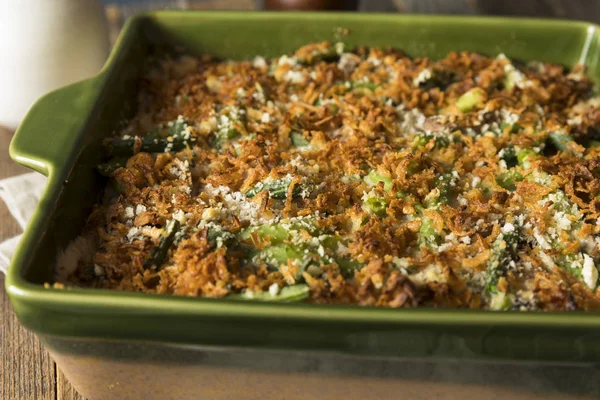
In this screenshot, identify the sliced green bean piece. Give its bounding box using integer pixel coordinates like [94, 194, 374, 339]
[500, 121, 523, 134]
[364, 170, 393, 191]
[214, 107, 246, 150]
[266, 244, 305, 265]
[496, 169, 524, 191]
[499, 146, 518, 168]
[485, 226, 520, 309]
[334, 257, 363, 275]
[240, 219, 320, 245]
[516, 148, 537, 168]
[290, 131, 311, 147]
[456, 88, 485, 113]
[245, 176, 302, 199]
[548, 131, 582, 156]
[143, 219, 181, 270]
[503, 64, 525, 91]
[97, 157, 128, 176]
[412, 133, 450, 150]
[364, 196, 387, 217]
[351, 81, 380, 91]
[418, 216, 440, 248]
[206, 226, 236, 249]
[107, 118, 193, 156]
[425, 173, 454, 208]
[228, 284, 310, 302]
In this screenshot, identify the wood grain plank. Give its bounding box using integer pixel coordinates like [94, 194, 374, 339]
[0, 126, 56, 400]
[57, 369, 86, 400]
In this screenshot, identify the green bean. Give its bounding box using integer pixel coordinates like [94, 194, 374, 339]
[245, 177, 302, 199]
[334, 257, 363, 276]
[350, 81, 380, 91]
[484, 227, 520, 309]
[240, 219, 319, 245]
[228, 284, 310, 302]
[455, 88, 485, 113]
[500, 121, 522, 134]
[266, 244, 305, 265]
[548, 131, 582, 156]
[516, 148, 537, 168]
[206, 226, 236, 249]
[364, 170, 393, 191]
[97, 157, 128, 176]
[503, 64, 523, 91]
[240, 224, 290, 245]
[290, 131, 311, 147]
[106, 118, 194, 156]
[496, 169, 523, 191]
[589, 140, 600, 148]
[364, 196, 387, 217]
[214, 127, 240, 148]
[412, 133, 450, 150]
[499, 146, 518, 168]
[418, 216, 440, 248]
[143, 219, 180, 270]
[425, 173, 454, 208]
[214, 107, 247, 150]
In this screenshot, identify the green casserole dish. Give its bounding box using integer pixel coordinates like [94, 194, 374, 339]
[7, 11, 600, 399]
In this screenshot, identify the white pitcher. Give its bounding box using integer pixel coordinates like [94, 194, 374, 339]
[0, 0, 110, 130]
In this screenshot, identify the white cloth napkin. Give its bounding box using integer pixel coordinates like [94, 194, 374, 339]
[0, 172, 47, 274]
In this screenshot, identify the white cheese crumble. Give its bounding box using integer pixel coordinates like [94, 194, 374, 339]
[582, 254, 598, 289]
[501, 223, 515, 234]
[336, 242, 349, 257]
[278, 55, 297, 67]
[533, 229, 551, 250]
[284, 70, 305, 84]
[367, 56, 382, 66]
[126, 227, 143, 242]
[553, 211, 572, 231]
[172, 209, 186, 224]
[135, 204, 146, 215]
[397, 106, 426, 134]
[261, 112, 271, 123]
[412, 68, 432, 87]
[202, 184, 265, 225]
[338, 53, 360, 73]
[124, 206, 134, 219]
[269, 283, 280, 297]
[539, 251, 556, 269]
[408, 264, 446, 286]
[252, 56, 267, 69]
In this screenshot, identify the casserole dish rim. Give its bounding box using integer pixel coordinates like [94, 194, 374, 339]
[7, 10, 600, 337]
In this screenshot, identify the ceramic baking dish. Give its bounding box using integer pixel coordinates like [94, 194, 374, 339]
[6, 11, 600, 400]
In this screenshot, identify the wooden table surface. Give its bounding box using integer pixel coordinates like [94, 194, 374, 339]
[3, 1, 600, 399]
[0, 126, 83, 399]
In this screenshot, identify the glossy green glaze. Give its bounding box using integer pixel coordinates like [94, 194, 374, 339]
[7, 12, 600, 365]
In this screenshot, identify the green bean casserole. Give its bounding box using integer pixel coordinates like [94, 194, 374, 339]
[55, 41, 600, 311]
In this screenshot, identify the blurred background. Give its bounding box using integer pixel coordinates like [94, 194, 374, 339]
[103, 0, 600, 44]
[3, 0, 599, 130]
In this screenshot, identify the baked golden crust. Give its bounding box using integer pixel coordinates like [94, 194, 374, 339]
[57, 42, 600, 310]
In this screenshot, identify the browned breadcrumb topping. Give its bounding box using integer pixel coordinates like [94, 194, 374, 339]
[56, 42, 600, 311]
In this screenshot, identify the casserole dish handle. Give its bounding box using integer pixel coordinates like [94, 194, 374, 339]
[9, 77, 102, 177]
